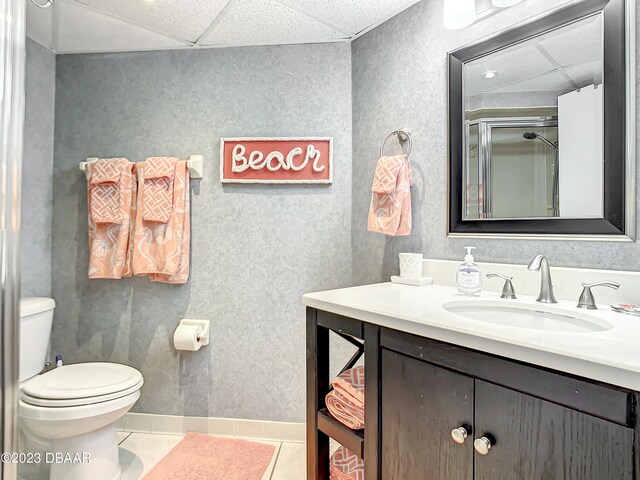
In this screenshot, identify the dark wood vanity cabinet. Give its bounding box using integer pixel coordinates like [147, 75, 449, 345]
[380, 333, 635, 480]
[307, 308, 640, 480]
[380, 348, 634, 480]
[381, 349, 474, 479]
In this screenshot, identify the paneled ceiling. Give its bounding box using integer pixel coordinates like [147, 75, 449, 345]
[465, 12, 602, 97]
[26, 0, 424, 54]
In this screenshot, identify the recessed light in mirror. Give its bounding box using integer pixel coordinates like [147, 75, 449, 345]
[481, 71, 498, 79]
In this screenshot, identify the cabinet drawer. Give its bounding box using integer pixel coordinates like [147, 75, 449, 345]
[381, 329, 632, 426]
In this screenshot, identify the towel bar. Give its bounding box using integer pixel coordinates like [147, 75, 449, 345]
[79, 155, 204, 179]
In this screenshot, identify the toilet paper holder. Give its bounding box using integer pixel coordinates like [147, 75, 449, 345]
[176, 319, 210, 346]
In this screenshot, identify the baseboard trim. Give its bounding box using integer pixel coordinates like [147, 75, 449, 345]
[117, 413, 305, 443]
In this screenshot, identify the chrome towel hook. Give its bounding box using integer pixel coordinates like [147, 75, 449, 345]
[380, 129, 412, 158]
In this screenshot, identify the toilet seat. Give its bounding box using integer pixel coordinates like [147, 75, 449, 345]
[21, 362, 144, 407]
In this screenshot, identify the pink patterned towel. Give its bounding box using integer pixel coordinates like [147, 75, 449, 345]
[142, 157, 177, 223]
[371, 155, 404, 193]
[89, 160, 124, 224]
[326, 390, 364, 431]
[331, 366, 364, 408]
[331, 446, 364, 480]
[87, 158, 136, 279]
[367, 154, 412, 236]
[133, 159, 190, 284]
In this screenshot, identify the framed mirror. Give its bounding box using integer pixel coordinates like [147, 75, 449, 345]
[448, 0, 635, 240]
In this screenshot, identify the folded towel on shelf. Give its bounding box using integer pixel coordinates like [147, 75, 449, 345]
[326, 366, 365, 430]
[325, 390, 365, 430]
[330, 446, 364, 480]
[132, 158, 190, 284]
[87, 158, 136, 279]
[331, 366, 364, 409]
[367, 154, 412, 236]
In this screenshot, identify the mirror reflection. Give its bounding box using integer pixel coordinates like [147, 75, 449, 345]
[462, 13, 603, 220]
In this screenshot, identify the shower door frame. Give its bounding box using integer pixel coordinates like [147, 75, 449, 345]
[0, 1, 26, 479]
[464, 116, 558, 219]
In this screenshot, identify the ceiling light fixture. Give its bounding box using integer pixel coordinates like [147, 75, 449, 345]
[482, 71, 498, 79]
[443, 0, 476, 30]
[492, 0, 525, 7]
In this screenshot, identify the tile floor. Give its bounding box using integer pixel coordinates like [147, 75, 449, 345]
[117, 431, 305, 480]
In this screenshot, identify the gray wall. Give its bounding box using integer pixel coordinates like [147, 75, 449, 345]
[22, 39, 55, 297]
[51, 43, 353, 422]
[351, 0, 640, 285]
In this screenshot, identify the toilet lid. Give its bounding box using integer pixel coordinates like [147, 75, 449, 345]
[21, 363, 143, 404]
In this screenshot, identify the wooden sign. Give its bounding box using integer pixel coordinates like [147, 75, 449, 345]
[220, 137, 333, 184]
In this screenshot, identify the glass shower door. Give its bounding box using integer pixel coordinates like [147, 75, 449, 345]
[0, 1, 27, 479]
[488, 125, 558, 218]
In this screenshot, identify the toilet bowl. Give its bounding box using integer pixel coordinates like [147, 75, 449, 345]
[18, 298, 144, 480]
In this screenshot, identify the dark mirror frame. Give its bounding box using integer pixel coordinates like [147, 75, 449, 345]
[448, 0, 635, 240]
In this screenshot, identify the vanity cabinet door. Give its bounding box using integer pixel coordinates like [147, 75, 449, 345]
[380, 349, 474, 480]
[474, 380, 634, 480]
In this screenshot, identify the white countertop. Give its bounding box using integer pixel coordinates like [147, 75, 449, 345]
[303, 282, 640, 391]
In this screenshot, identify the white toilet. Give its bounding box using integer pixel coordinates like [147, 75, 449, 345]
[19, 297, 144, 480]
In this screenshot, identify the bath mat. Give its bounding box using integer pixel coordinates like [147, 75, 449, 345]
[143, 432, 276, 480]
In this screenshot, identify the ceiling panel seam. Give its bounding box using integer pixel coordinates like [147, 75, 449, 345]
[349, 0, 422, 40]
[273, 0, 354, 37]
[192, 37, 351, 49]
[194, 0, 238, 46]
[68, 0, 195, 46]
[533, 42, 580, 91]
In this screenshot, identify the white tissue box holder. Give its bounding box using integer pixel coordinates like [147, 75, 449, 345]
[177, 319, 210, 346]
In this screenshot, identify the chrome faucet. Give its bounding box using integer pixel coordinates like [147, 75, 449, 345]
[527, 255, 557, 304]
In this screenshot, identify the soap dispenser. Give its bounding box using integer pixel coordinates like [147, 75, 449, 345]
[456, 246, 482, 296]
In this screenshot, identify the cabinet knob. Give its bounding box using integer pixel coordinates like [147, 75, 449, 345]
[474, 436, 493, 455]
[450, 426, 469, 444]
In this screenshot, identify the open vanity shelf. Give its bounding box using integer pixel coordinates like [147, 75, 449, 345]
[306, 309, 377, 478]
[317, 408, 364, 459]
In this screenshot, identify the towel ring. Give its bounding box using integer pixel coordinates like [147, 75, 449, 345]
[380, 129, 412, 158]
[30, 0, 54, 8]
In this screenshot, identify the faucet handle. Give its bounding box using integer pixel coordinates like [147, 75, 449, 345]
[486, 273, 516, 299]
[577, 281, 620, 310]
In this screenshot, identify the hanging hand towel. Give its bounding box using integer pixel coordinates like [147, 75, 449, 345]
[367, 154, 412, 236]
[132, 158, 190, 284]
[87, 158, 136, 279]
[142, 157, 176, 223]
[89, 165, 122, 224]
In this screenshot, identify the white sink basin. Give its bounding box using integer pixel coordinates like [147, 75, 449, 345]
[443, 301, 613, 333]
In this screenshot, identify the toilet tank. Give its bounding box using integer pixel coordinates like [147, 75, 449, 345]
[20, 297, 56, 382]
